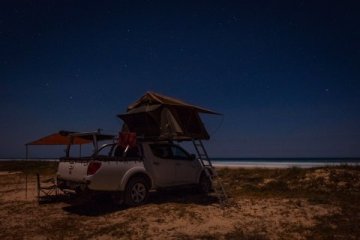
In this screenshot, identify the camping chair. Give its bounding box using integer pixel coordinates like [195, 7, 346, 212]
[36, 173, 58, 203]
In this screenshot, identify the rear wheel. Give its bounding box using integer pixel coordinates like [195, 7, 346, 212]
[124, 177, 149, 206]
[198, 173, 212, 194]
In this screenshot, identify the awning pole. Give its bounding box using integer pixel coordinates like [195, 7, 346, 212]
[25, 145, 28, 160]
[25, 173, 28, 200]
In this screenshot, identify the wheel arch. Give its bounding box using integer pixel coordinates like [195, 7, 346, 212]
[119, 168, 152, 191]
[197, 167, 212, 183]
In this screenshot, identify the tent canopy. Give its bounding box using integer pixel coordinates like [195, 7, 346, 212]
[118, 92, 221, 141]
[127, 91, 220, 115]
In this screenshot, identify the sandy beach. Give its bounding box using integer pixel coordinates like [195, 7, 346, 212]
[213, 161, 360, 169]
[0, 161, 359, 239]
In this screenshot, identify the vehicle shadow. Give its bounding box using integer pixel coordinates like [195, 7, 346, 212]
[62, 194, 125, 216]
[62, 189, 218, 217]
[37, 194, 71, 205]
[148, 188, 219, 205]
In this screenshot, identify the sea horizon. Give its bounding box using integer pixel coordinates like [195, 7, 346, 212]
[1, 157, 359, 168]
[212, 157, 360, 162]
[1, 157, 360, 161]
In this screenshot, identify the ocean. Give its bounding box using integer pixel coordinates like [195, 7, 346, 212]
[211, 158, 360, 168]
[1, 157, 359, 168]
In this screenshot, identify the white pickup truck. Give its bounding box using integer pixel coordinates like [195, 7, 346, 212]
[56, 133, 212, 206]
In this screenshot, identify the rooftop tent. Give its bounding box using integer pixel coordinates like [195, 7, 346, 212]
[118, 92, 221, 140]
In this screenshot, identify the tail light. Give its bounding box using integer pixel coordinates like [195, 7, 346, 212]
[87, 161, 102, 175]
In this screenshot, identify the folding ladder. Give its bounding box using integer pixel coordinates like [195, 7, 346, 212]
[192, 139, 228, 207]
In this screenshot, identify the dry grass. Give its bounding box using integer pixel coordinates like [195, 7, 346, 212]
[0, 161, 359, 239]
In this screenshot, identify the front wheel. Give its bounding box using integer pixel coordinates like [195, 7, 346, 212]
[124, 177, 149, 206]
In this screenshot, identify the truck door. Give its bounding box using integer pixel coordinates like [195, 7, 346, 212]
[148, 144, 176, 187]
[171, 145, 199, 185]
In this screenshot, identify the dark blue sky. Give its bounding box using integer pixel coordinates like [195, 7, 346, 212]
[1, 0, 359, 158]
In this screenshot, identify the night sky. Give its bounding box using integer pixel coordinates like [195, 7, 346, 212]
[1, 1, 359, 158]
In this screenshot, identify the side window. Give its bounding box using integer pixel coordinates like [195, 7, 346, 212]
[171, 146, 190, 160]
[126, 146, 140, 158]
[150, 144, 172, 159]
[150, 144, 190, 160]
[95, 144, 114, 157]
[113, 145, 125, 157]
[113, 145, 141, 158]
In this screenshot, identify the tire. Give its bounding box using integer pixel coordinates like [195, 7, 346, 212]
[198, 173, 212, 194]
[124, 177, 149, 206]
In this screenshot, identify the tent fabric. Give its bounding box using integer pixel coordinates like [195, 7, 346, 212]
[126, 104, 162, 114]
[68, 132, 115, 141]
[118, 92, 220, 140]
[127, 91, 221, 115]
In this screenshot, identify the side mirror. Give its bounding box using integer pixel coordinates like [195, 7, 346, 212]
[190, 154, 196, 160]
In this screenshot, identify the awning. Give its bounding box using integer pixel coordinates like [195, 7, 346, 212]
[26, 132, 91, 145]
[26, 130, 115, 146]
